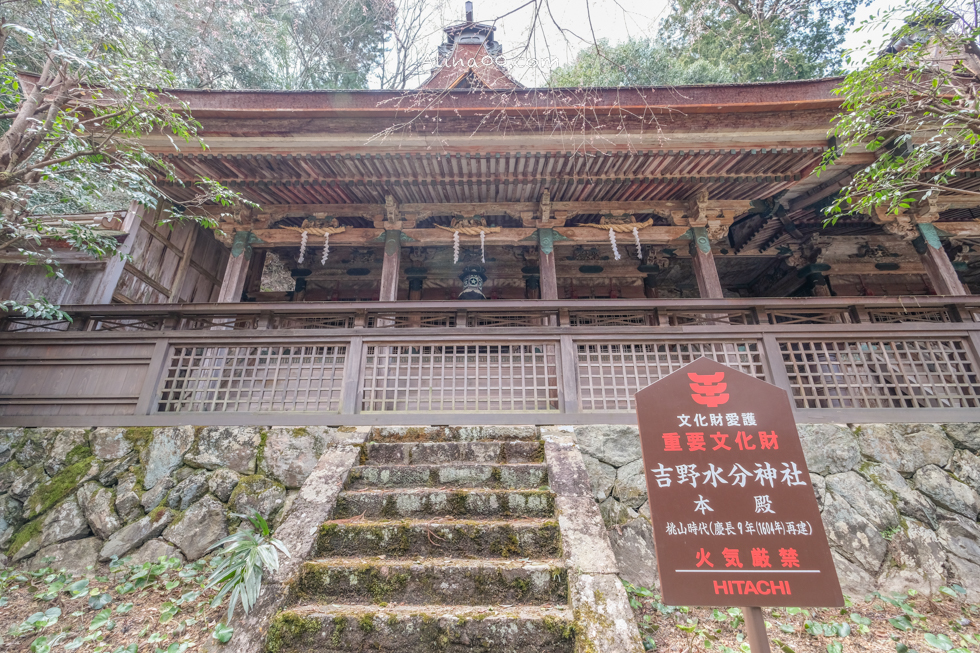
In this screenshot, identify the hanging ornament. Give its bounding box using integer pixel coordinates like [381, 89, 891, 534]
[321, 232, 330, 264]
[632, 226, 642, 260]
[453, 230, 461, 264]
[298, 230, 309, 264]
[480, 230, 486, 263]
[609, 227, 621, 261]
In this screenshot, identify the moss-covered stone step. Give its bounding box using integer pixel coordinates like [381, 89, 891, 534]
[362, 441, 544, 466]
[346, 464, 548, 490]
[333, 488, 555, 519]
[368, 426, 540, 443]
[266, 604, 576, 653]
[292, 557, 567, 606]
[315, 519, 562, 558]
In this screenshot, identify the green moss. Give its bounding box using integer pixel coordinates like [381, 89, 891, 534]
[23, 457, 97, 519]
[380, 495, 399, 519]
[447, 491, 468, 516]
[387, 614, 398, 628]
[229, 474, 284, 506]
[358, 614, 375, 633]
[490, 466, 502, 487]
[264, 612, 321, 653]
[511, 576, 531, 598]
[531, 440, 545, 463]
[64, 444, 93, 468]
[123, 427, 155, 448]
[331, 616, 346, 646]
[543, 616, 577, 640]
[254, 430, 270, 473]
[7, 517, 41, 558]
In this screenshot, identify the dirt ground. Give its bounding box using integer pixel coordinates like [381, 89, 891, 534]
[625, 581, 980, 653]
[1, 556, 977, 653]
[0, 557, 225, 652]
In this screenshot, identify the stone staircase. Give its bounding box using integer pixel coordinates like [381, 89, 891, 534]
[267, 426, 577, 652]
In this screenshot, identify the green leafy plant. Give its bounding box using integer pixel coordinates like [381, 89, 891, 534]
[205, 511, 290, 623]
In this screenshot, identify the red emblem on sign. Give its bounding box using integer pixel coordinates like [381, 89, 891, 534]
[688, 372, 729, 407]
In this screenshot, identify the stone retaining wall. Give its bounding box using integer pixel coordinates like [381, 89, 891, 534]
[0, 426, 367, 573]
[572, 423, 980, 601]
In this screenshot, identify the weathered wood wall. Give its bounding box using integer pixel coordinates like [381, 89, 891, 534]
[114, 205, 227, 304]
[0, 263, 105, 306]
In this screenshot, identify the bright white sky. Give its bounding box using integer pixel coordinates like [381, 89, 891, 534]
[389, 0, 907, 87]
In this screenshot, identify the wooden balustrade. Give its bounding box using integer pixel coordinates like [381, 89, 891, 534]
[2, 297, 980, 427]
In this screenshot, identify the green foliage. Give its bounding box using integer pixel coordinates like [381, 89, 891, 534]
[0, 0, 256, 319]
[212, 622, 233, 644]
[551, 0, 864, 87]
[205, 511, 290, 622]
[548, 38, 732, 87]
[661, 0, 865, 82]
[821, 0, 980, 221]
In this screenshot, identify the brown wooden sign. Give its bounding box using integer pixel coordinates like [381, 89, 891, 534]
[635, 358, 843, 607]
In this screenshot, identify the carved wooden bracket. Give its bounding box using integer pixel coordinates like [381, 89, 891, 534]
[667, 191, 737, 241]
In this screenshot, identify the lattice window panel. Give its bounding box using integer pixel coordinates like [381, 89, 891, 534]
[467, 313, 555, 327]
[273, 314, 355, 329]
[867, 309, 951, 324]
[665, 311, 756, 326]
[2, 318, 72, 332]
[367, 313, 456, 328]
[767, 310, 853, 325]
[92, 317, 166, 332]
[157, 344, 347, 413]
[568, 312, 652, 327]
[780, 339, 980, 409]
[577, 341, 765, 411]
[176, 316, 259, 331]
[360, 343, 559, 412]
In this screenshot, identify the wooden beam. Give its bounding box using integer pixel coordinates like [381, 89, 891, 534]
[202, 200, 755, 220]
[690, 228, 724, 298]
[917, 225, 967, 295]
[188, 260, 223, 288]
[123, 262, 172, 298]
[379, 230, 401, 302]
[248, 226, 693, 247]
[138, 220, 186, 257]
[167, 226, 199, 302]
[92, 201, 144, 304]
[217, 252, 250, 303]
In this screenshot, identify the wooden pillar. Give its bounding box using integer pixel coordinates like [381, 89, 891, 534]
[689, 227, 724, 299]
[408, 277, 424, 301]
[916, 223, 967, 296]
[244, 250, 267, 296]
[92, 200, 144, 304]
[217, 252, 249, 303]
[167, 225, 199, 303]
[217, 231, 256, 303]
[539, 228, 559, 300]
[643, 275, 658, 298]
[379, 229, 402, 302]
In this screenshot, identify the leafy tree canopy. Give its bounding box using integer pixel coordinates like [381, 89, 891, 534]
[548, 38, 733, 87]
[550, 0, 866, 87]
[0, 0, 251, 319]
[662, 0, 866, 83]
[6, 0, 396, 90]
[822, 0, 980, 220]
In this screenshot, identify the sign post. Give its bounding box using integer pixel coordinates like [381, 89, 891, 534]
[635, 358, 843, 652]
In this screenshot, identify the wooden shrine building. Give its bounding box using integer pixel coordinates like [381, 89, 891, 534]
[3, 12, 980, 428]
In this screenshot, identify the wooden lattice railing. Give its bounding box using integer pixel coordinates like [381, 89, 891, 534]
[2, 297, 979, 426]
